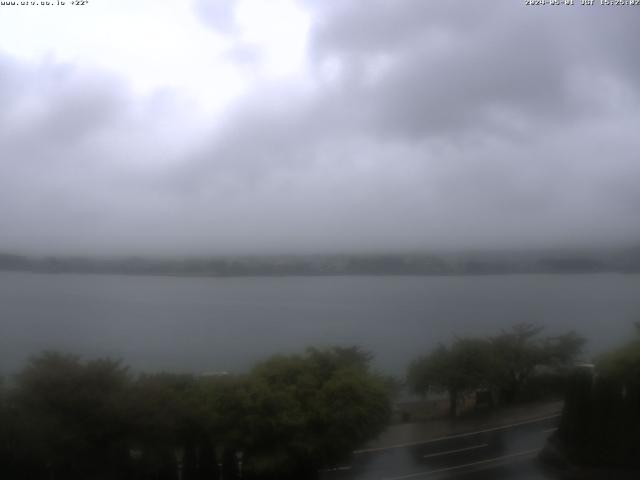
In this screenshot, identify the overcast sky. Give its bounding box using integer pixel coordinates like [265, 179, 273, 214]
[0, 0, 639, 256]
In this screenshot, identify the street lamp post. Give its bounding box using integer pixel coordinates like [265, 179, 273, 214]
[235, 451, 244, 479]
[129, 447, 142, 480]
[45, 460, 54, 480]
[174, 447, 185, 480]
[214, 445, 223, 480]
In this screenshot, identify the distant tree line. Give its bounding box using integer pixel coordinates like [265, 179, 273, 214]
[1, 247, 640, 278]
[0, 347, 391, 480]
[407, 324, 586, 417]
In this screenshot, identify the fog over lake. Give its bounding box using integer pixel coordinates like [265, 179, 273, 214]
[2, 2, 639, 378]
[1, 271, 638, 376]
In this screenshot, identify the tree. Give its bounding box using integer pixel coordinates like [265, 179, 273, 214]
[126, 373, 207, 479]
[597, 326, 640, 382]
[2, 347, 391, 479]
[551, 325, 640, 469]
[239, 347, 391, 478]
[489, 324, 545, 403]
[543, 331, 586, 367]
[12, 352, 131, 479]
[198, 374, 251, 478]
[408, 325, 586, 414]
[407, 338, 494, 417]
[490, 324, 584, 403]
[0, 374, 12, 473]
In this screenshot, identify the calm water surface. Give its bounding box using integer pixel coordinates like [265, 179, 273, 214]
[1, 272, 638, 375]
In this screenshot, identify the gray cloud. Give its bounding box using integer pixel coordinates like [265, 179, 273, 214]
[1, 2, 639, 255]
[307, 1, 640, 139]
[193, 0, 237, 33]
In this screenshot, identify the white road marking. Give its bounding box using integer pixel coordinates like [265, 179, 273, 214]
[354, 413, 560, 454]
[422, 443, 488, 459]
[542, 427, 558, 433]
[319, 465, 352, 472]
[382, 448, 541, 480]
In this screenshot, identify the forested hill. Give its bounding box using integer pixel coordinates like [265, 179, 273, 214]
[1, 247, 639, 278]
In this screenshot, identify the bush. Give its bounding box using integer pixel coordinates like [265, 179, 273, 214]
[1, 347, 391, 480]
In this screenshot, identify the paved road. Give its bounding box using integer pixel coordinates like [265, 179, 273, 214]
[320, 414, 560, 480]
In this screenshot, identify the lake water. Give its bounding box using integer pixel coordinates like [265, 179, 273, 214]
[1, 272, 638, 376]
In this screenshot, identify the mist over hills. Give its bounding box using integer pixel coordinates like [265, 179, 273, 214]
[1, 246, 639, 278]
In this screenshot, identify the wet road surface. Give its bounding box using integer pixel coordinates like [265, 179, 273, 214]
[320, 414, 560, 480]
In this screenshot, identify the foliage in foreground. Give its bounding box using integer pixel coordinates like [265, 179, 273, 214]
[551, 324, 640, 469]
[407, 324, 585, 416]
[0, 347, 391, 480]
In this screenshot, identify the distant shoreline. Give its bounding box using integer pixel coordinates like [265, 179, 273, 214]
[2, 270, 637, 278]
[1, 250, 639, 279]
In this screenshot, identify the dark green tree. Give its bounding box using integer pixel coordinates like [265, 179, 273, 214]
[407, 338, 494, 417]
[553, 325, 640, 469]
[2, 346, 391, 479]
[12, 352, 131, 479]
[491, 324, 584, 403]
[238, 347, 391, 479]
[126, 373, 206, 479]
